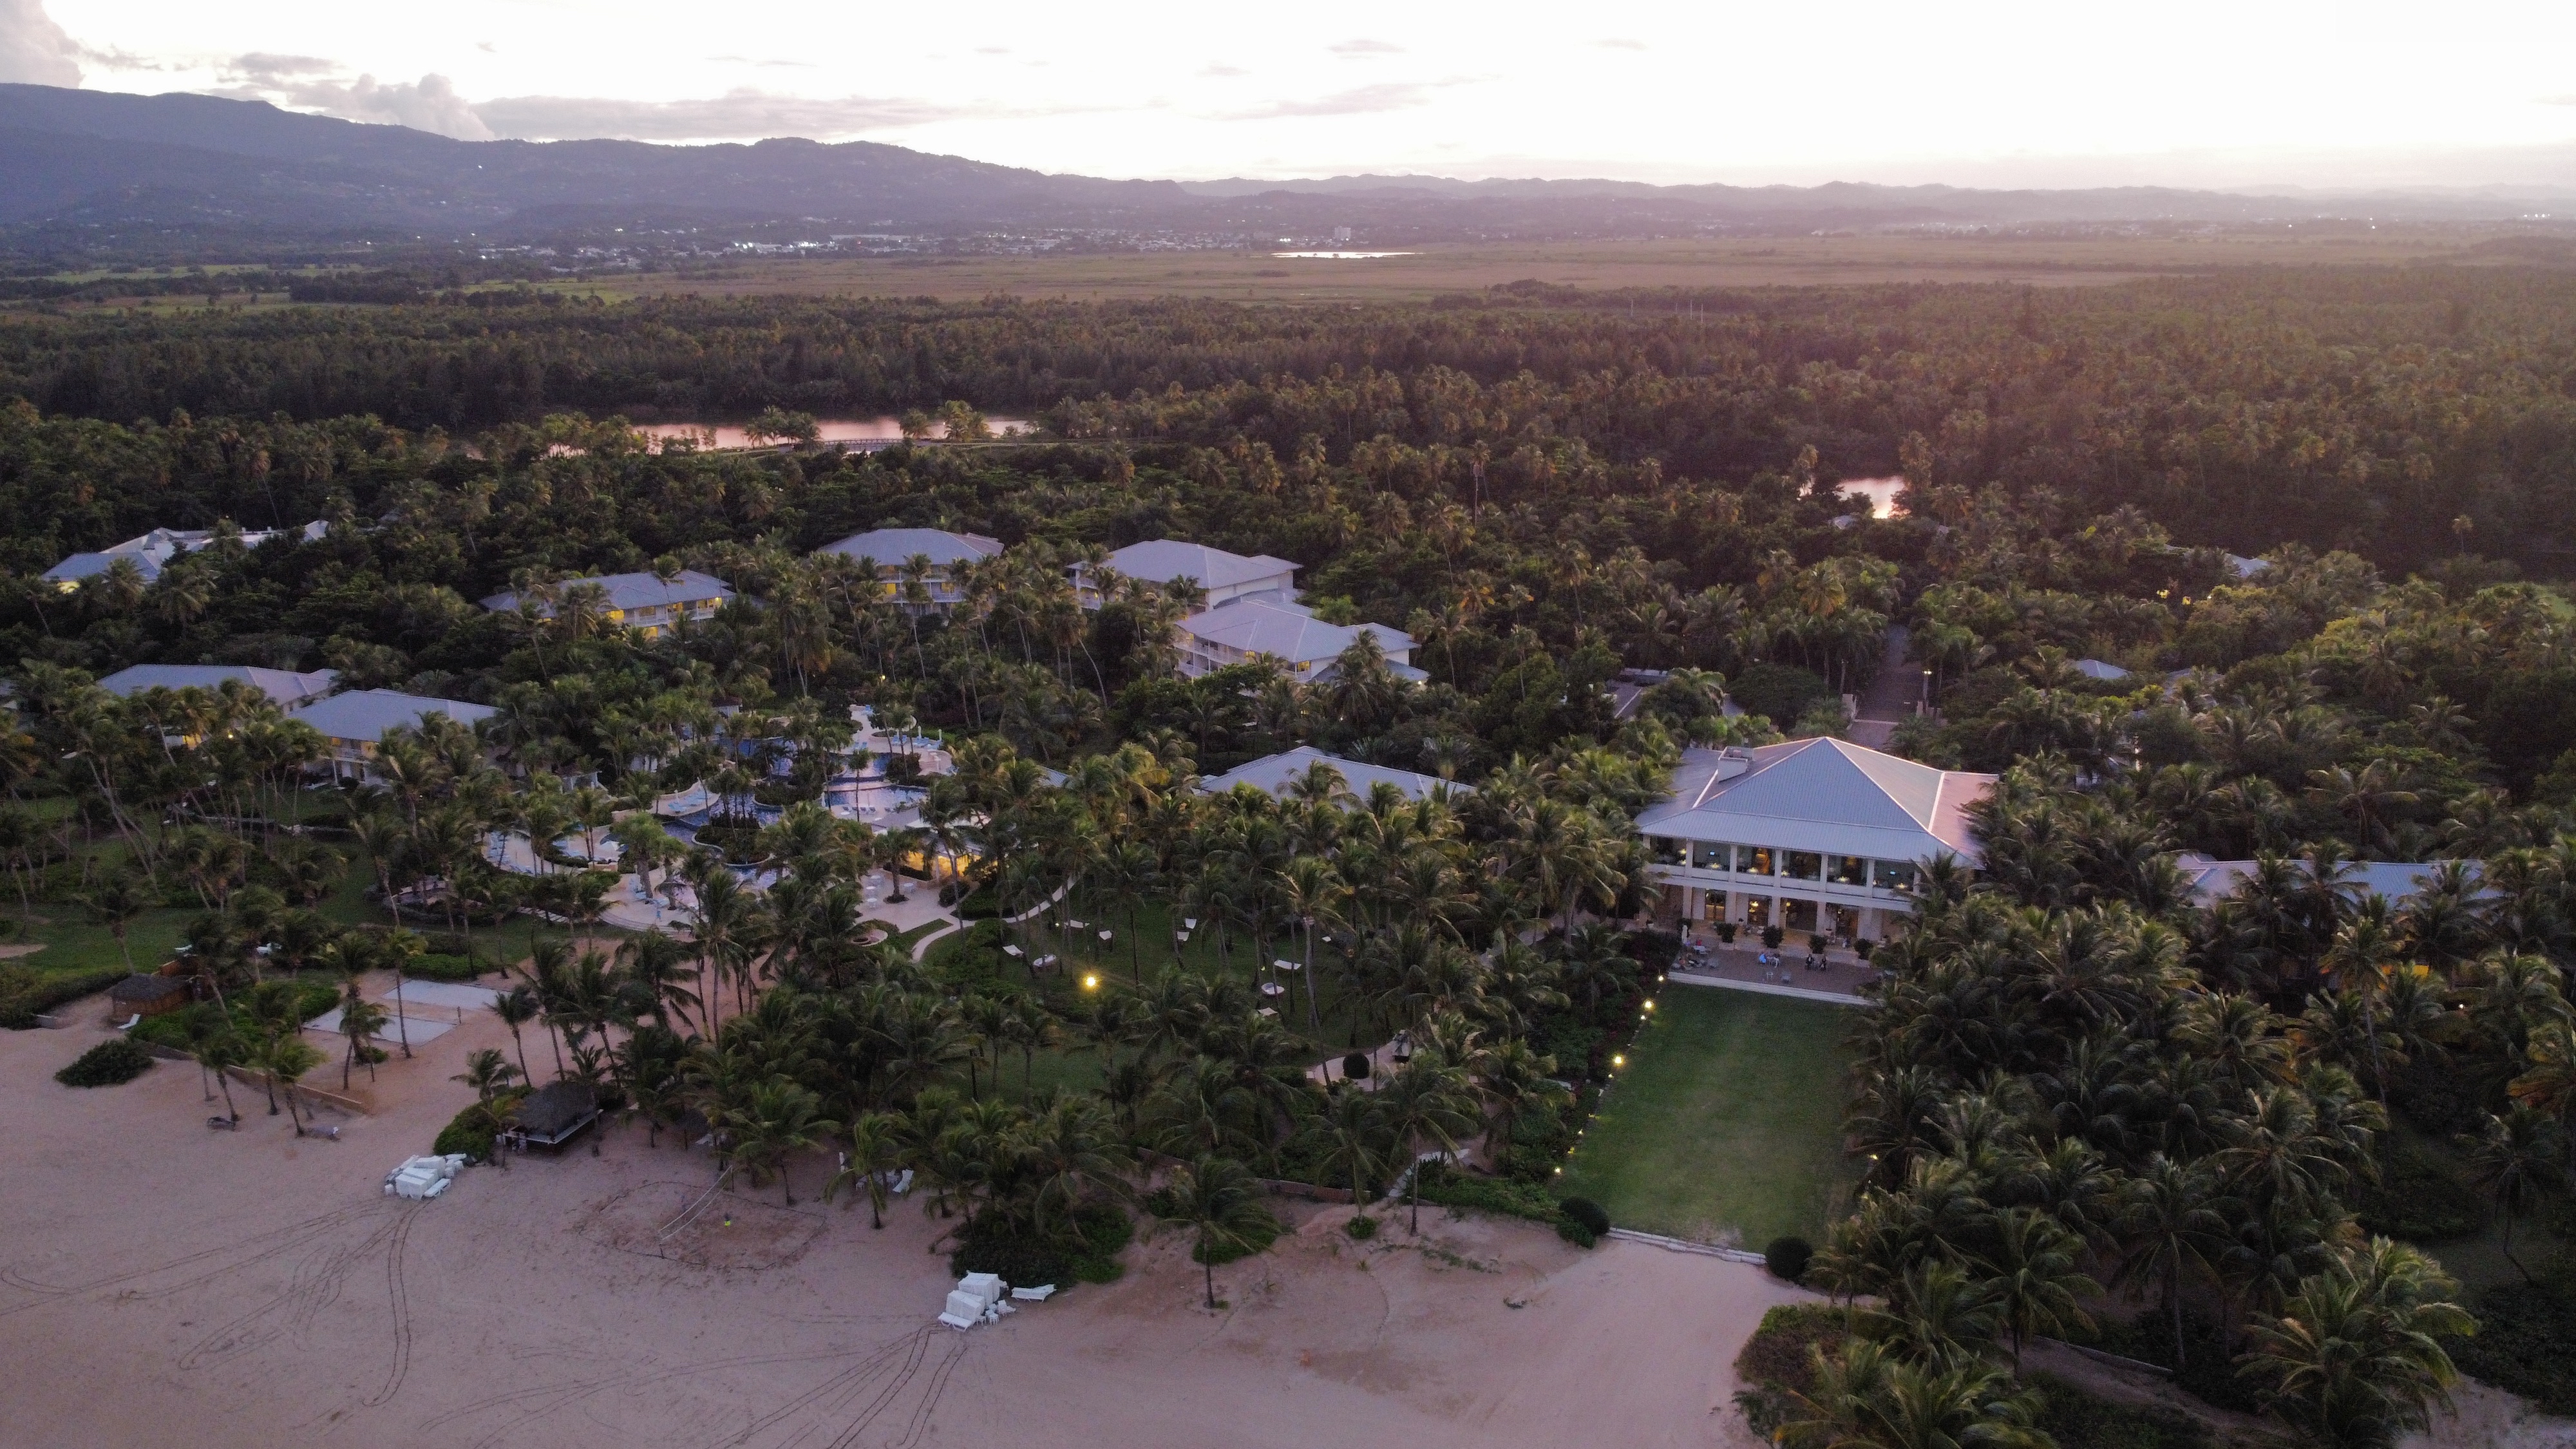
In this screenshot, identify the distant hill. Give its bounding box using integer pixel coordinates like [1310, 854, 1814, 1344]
[1, 83, 2570, 258]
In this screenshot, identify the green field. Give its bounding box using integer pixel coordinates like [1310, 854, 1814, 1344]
[1557, 987, 1859, 1246]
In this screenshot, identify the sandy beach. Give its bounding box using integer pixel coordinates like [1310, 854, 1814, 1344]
[0, 1003, 1807, 1449]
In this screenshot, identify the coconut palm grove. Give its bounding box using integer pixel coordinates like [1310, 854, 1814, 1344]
[11, 271, 2576, 1446]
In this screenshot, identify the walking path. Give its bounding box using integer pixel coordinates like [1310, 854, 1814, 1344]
[1847, 624, 1918, 749]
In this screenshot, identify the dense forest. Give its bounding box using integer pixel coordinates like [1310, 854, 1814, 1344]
[3, 268, 2575, 573]
[8, 268, 2576, 1448]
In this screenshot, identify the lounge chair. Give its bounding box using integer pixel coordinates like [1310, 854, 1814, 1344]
[113, 1014, 140, 1032]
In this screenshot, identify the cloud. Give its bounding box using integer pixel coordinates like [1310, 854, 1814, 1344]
[1593, 38, 1647, 50]
[212, 53, 495, 138]
[1224, 82, 1436, 120]
[473, 88, 955, 142]
[2543, 94, 2576, 106]
[0, 0, 80, 86]
[1329, 39, 1401, 56]
[1200, 62, 1249, 77]
[227, 52, 337, 82]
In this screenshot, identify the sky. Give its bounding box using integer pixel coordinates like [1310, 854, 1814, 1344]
[9, 0, 2576, 191]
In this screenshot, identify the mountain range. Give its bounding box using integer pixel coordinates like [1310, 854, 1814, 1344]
[3, 83, 2570, 259]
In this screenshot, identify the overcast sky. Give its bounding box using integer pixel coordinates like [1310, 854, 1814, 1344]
[10, 0, 2576, 189]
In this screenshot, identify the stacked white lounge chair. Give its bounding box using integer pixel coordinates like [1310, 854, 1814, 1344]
[937, 1269, 1057, 1329]
[384, 1153, 468, 1200]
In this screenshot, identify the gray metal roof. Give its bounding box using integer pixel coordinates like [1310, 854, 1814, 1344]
[1105, 540, 1299, 591]
[43, 522, 325, 585]
[2179, 855, 2466, 907]
[98, 665, 339, 709]
[289, 688, 496, 741]
[1180, 598, 1412, 667]
[816, 528, 1002, 567]
[478, 570, 734, 616]
[1634, 738, 1994, 866]
[1199, 746, 1467, 804]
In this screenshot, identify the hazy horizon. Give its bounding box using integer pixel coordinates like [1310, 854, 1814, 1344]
[9, 0, 2576, 194]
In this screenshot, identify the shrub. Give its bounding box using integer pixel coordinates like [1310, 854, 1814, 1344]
[951, 1206, 1132, 1287]
[1715, 922, 1739, 944]
[1558, 1195, 1611, 1238]
[56, 1037, 155, 1087]
[1730, 663, 1836, 730]
[2448, 1280, 2576, 1414]
[2351, 1135, 2485, 1242]
[1764, 1235, 1813, 1283]
[1341, 1051, 1371, 1081]
[433, 1102, 499, 1160]
[1343, 1213, 1378, 1240]
[1733, 1303, 1846, 1421]
[2075, 1310, 2260, 1414]
[0, 967, 127, 1029]
[2028, 1373, 2219, 1449]
[1761, 925, 1785, 951]
[954, 886, 1001, 919]
[1853, 939, 1875, 961]
[407, 952, 491, 983]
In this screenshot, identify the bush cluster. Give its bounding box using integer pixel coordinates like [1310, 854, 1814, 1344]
[2447, 1280, 2576, 1415]
[2027, 1373, 2218, 1449]
[949, 1206, 1132, 1287]
[432, 1101, 501, 1160]
[55, 1037, 155, 1087]
[0, 968, 126, 1030]
[1764, 1235, 1813, 1283]
[1412, 1162, 1605, 1247]
[2349, 1135, 2485, 1243]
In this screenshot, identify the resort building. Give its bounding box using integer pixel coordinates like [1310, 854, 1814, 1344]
[1636, 737, 1995, 944]
[1175, 597, 1423, 682]
[2176, 853, 2461, 908]
[814, 527, 1003, 611]
[1198, 746, 1466, 804]
[290, 688, 498, 781]
[477, 571, 734, 638]
[41, 520, 327, 591]
[97, 665, 339, 712]
[1077, 539, 1299, 610]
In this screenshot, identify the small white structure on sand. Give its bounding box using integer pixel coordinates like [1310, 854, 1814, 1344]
[385, 1154, 467, 1200]
[940, 1271, 1021, 1329]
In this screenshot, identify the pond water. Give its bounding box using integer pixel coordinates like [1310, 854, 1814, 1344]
[1269, 251, 1417, 260]
[636, 416, 1033, 450]
[1833, 477, 1908, 519]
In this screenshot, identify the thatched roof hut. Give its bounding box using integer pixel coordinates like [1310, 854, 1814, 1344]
[108, 974, 189, 1018]
[512, 1081, 600, 1149]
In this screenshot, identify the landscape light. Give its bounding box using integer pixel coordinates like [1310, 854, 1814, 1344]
[1643, 999, 1654, 1010]
[1611, 1054, 1625, 1067]
[1082, 973, 1099, 990]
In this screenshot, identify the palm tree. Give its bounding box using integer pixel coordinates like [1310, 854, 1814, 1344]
[726, 1080, 840, 1206]
[826, 1112, 909, 1229]
[2461, 1104, 2565, 1281]
[1977, 1206, 2098, 1370]
[2240, 1242, 2473, 1449]
[261, 1033, 327, 1136]
[1779, 1339, 2050, 1449]
[1150, 1154, 1278, 1310]
[491, 982, 540, 1084]
[81, 865, 153, 974]
[451, 1046, 520, 1104]
[336, 976, 390, 1088]
[2112, 1155, 2233, 1367]
[191, 1022, 245, 1123]
[1298, 1086, 1390, 1203]
[1375, 1054, 1479, 1233]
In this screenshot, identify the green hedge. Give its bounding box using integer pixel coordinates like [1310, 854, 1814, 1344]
[2448, 1281, 2576, 1414]
[0, 967, 126, 1029]
[407, 953, 493, 983]
[2028, 1374, 2219, 1449]
[2351, 1135, 2485, 1243]
[1412, 1162, 1600, 1247]
[2070, 1311, 2260, 1414]
[56, 1037, 155, 1087]
[432, 1101, 500, 1160]
[954, 886, 1001, 920]
[949, 1206, 1132, 1286]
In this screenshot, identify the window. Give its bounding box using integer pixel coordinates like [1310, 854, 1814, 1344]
[1872, 860, 1921, 894]
[1741, 846, 1776, 876]
[1691, 840, 1730, 869]
[1649, 837, 1683, 866]
[1783, 851, 1823, 882]
[1829, 855, 1868, 886]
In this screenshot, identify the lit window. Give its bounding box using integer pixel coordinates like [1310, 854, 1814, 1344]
[1871, 860, 1920, 894]
[1783, 851, 1823, 881]
[1829, 855, 1868, 886]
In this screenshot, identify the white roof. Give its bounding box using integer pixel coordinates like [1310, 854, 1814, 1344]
[43, 521, 324, 585]
[1634, 738, 1994, 866]
[479, 570, 734, 615]
[817, 528, 1003, 567]
[2072, 659, 2131, 681]
[1180, 598, 1412, 667]
[1104, 540, 1298, 591]
[290, 688, 496, 741]
[2177, 855, 2463, 906]
[1199, 746, 1466, 803]
[99, 665, 339, 709]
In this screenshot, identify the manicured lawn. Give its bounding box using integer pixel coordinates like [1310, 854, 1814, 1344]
[1556, 986, 1859, 1246]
